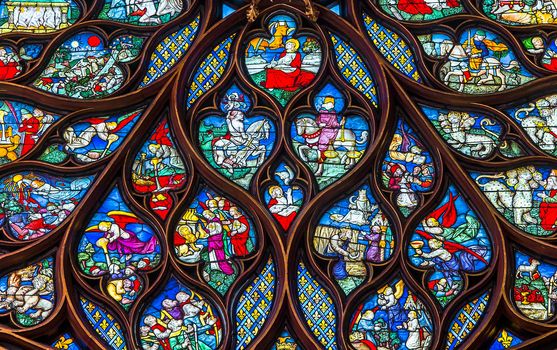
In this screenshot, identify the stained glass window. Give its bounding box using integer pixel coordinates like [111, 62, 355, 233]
[0, 0, 556, 349]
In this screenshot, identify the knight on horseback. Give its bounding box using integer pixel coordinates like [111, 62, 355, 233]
[211, 92, 270, 174]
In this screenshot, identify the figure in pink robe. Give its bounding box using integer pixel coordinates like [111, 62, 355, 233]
[316, 96, 343, 162]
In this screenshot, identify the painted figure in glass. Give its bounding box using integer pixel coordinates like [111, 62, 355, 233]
[291, 83, 369, 189]
[513, 251, 557, 321]
[378, 0, 462, 21]
[472, 166, 557, 236]
[199, 85, 274, 189]
[506, 94, 557, 156]
[438, 29, 534, 93]
[33, 32, 143, 99]
[100, 0, 184, 25]
[264, 163, 303, 231]
[77, 186, 161, 307]
[408, 186, 492, 306]
[0, 172, 92, 240]
[313, 185, 393, 294]
[483, 0, 557, 25]
[421, 106, 502, 159]
[382, 119, 434, 216]
[132, 118, 186, 219]
[0, 0, 80, 34]
[0, 101, 58, 164]
[139, 278, 222, 350]
[63, 109, 142, 163]
[174, 188, 256, 294]
[350, 279, 433, 350]
[0, 257, 54, 327]
[245, 14, 321, 105]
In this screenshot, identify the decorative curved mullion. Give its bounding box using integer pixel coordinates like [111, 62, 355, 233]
[468, 0, 557, 32]
[409, 96, 552, 161]
[390, 68, 507, 347]
[0, 329, 52, 349]
[51, 79, 173, 348]
[282, 293, 325, 350]
[230, 251, 285, 350]
[355, 1, 442, 85]
[255, 153, 311, 235]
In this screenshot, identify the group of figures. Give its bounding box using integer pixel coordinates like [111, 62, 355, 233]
[483, 0, 557, 24]
[0, 257, 54, 327]
[382, 119, 434, 216]
[350, 279, 434, 350]
[173, 189, 256, 294]
[409, 187, 492, 306]
[0, 0, 80, 34]
[33, 32, 143, 99]
[0, 172, 91, 240]
[77, 187, 161, 307]
[0, 100, 58, 164]
[313, 185, 393, 294]
[101, 0, 184, 25]
[418, 29, 535, 94]
[472, 166, 557, 236]
[139, 278, 222, 350]
[3, 1, 557, 349]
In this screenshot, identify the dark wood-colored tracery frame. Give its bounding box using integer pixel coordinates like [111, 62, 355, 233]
[0, 0, 555, 349]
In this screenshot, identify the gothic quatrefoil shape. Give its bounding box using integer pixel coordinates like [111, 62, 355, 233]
[290, 83, 370, 189]
[244, 13, 322, 106]
[198, 84, 276, 190]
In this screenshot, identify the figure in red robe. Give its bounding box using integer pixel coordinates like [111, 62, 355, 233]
[539, 173, 557, 232]
[397, 0, 459, 15]
[229, 206, 250, 256]
[18, 111, 41, 154]
[260, 38, 315, 92]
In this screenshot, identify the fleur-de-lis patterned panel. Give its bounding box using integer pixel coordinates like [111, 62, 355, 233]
[2, 0, 556, 348]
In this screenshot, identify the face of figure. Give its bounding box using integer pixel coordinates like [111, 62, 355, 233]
[438, 278, 447, 287]
[548, 175, 557, 189]
[426, 218, 439, 228]
[207, 199, 218, 210]
[230, 207, 240, 217]
[271, 187, 283, 198]
[106, 121, 118, 130]
[98, 221, 111, 232]
[475, 33, 486, 41]
[285, 41, 295, 51]
[428, 238, 442, 249]
[322, 101, 334, 110]
[176, 292, 190, 302]
[362, 310, 375, 320]
[533, 37, 544, 49]
[144, 315, 156, 326]
[162, 299, 176, 309]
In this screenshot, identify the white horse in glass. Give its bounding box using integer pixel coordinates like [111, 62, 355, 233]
[439, 40, 519, 92]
